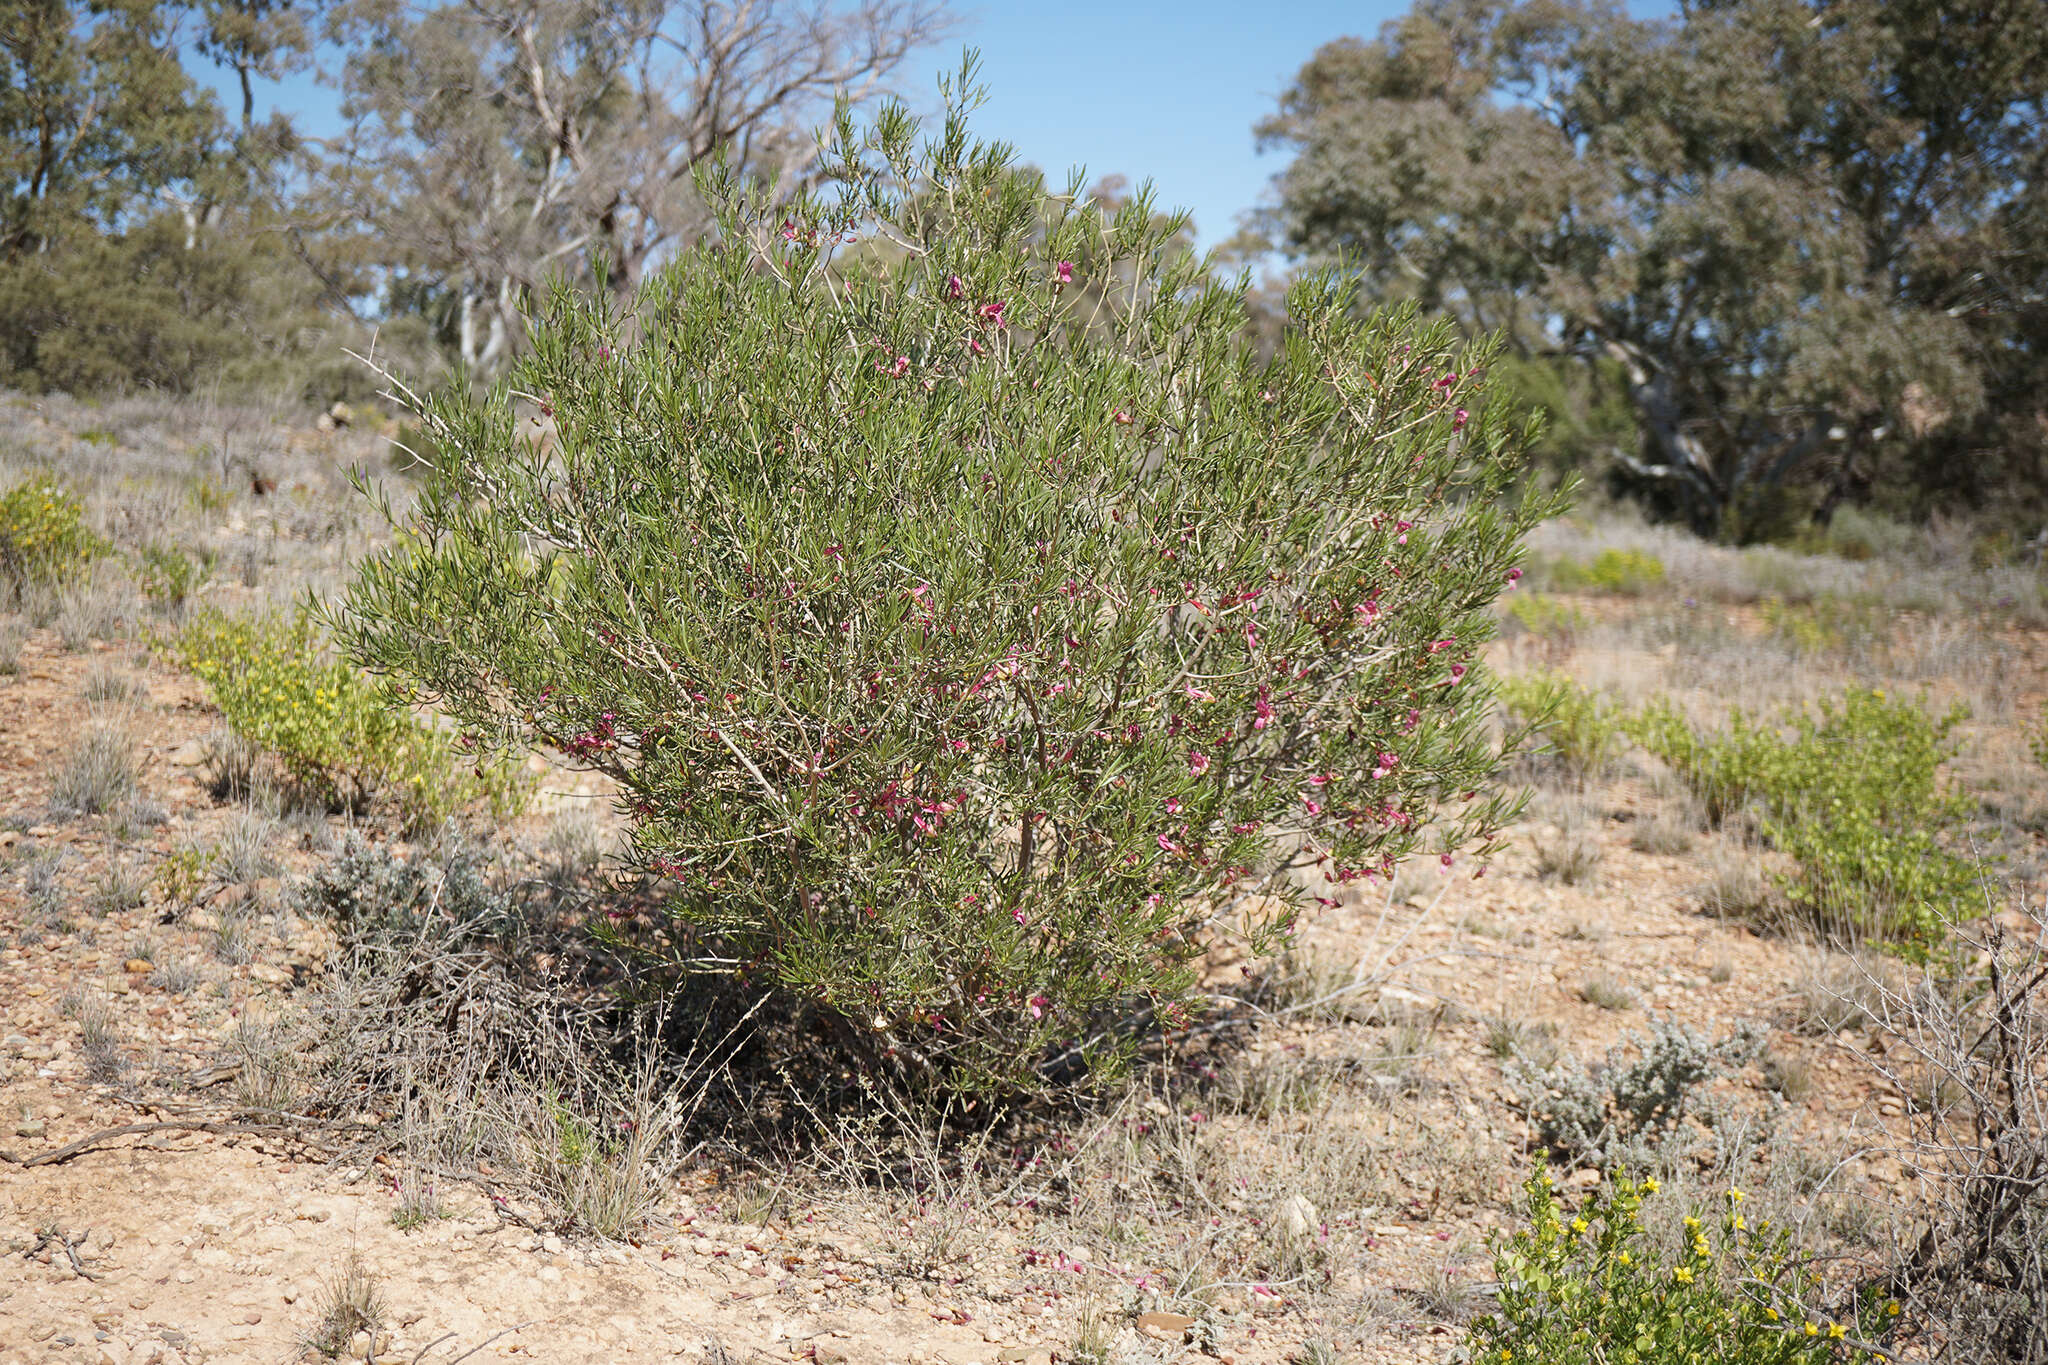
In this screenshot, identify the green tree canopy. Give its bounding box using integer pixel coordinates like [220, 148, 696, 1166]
[1, 0, 236, 256]
[1259, 0, 2048, 537]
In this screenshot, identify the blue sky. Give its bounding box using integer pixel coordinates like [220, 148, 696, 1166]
[908, 2, 1416, 248]
[201, 1, 1670, 254]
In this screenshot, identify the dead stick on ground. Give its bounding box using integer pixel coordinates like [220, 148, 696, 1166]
[0, 1120, 230, 1168]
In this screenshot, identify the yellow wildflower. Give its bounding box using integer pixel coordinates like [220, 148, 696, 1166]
[1673, 1267, 1694, 1284]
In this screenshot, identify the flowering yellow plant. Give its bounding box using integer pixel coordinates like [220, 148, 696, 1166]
[176, 608, 528, 832]
[0, 475, 108, 601]
[1469, 1161, 1895, 1365]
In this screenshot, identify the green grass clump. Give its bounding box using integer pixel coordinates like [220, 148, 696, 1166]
[175, 607, 529, 832]
[1499, 670, 1623, 782]
[1548, 547, 1666, 595]
[0, 474, 108, 602]
[1630, 687, 1974, 952]
[1469, 1165, 1891, 1365]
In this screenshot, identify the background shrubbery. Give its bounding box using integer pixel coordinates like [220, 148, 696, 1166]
[1631, 688, 1975, 951]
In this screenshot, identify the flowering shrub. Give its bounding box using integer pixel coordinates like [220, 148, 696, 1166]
[177, 608, 528, 833]
[1631, 687, 1973, 952]
[0, 474, 108, 602]
[1471, 1165, 1890, 1365]
[336, 96, 1558, 1097]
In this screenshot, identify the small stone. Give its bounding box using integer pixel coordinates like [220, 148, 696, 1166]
[242, 1312, 261, 1325]
[541, 1234, 565, 1255]
[814, 1344, 852, 1365]
[14, 1119, 45, 1138]
[166, 740, 206, 768]
[124, 959, 152, 974]
[1137, 1311, 1197, 1342]
[1275, 1194, 1318, 1243]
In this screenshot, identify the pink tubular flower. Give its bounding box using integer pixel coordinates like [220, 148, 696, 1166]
[1028, 995, 1049, 1019]
[1055, 261, 1074, 284]
[1429, 637, 1457, 653]
[1188, 751, 1211, 776]
[947, 273, 964, 298]
[1372, 751, 1400, 780]
[1164, 797, 1183, 815]
[1453, 407, 1469, 431]
[978, 300, 1007, 325]
[1252, 687, 1274, 731]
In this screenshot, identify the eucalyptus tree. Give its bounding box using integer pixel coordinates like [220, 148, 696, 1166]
[1260, 0, 2048, 536]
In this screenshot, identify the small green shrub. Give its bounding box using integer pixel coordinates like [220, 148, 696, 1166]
[176, 608, 529, 832]
[1470, 1165, 1890, 1365]
[1503, 593, 1590, 642]
[1499, 671, 1622, 782]
[303, 833, 518, 945]
[0, 475, 108, 603]
[1548, 547, 1666, 595]
[1631, 689, 1975, 951]
[136, 544, 214, 617]
[1511, 1017, 1763, 1170]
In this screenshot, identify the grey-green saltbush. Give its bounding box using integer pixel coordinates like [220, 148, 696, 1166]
[338, 87, 1560, 1099]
